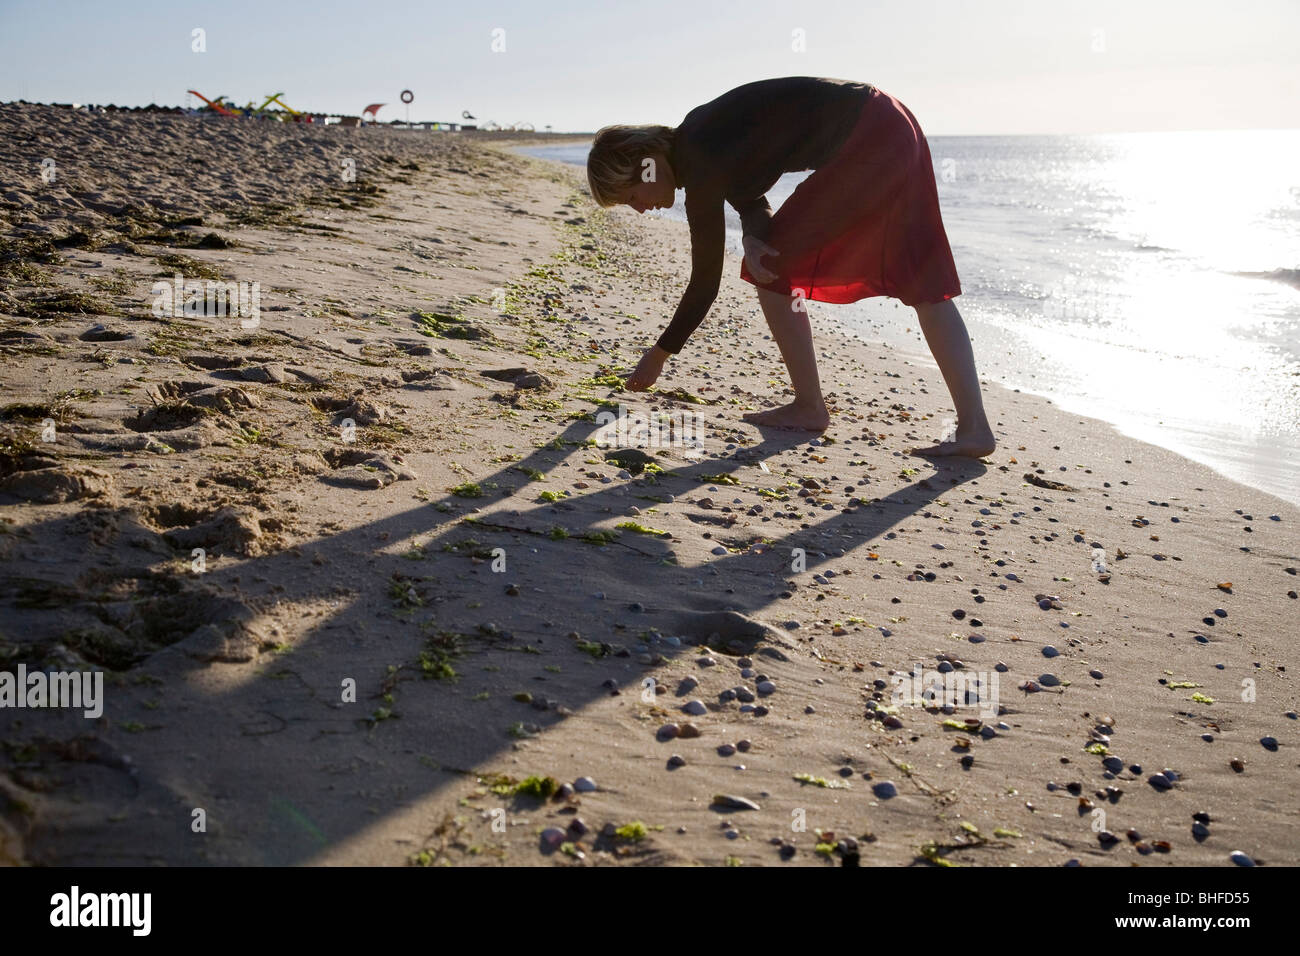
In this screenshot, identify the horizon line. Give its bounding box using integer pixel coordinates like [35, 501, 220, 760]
[3, 101, 1298, 139]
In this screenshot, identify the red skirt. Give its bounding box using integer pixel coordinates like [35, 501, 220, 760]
[739, 87, 961, 306]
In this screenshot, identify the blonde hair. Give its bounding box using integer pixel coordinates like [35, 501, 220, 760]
[586, 124, 675, 207]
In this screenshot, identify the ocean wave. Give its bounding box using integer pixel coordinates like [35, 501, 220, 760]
[1234, 268, 1300, 291]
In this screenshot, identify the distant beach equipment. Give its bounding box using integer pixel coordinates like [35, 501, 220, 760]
[186, 89, 236, 116]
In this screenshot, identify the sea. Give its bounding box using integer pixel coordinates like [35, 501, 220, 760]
[512, 131, 1300, 505]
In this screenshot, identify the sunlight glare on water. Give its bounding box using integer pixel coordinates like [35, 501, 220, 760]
[514, 131, 1300, 503]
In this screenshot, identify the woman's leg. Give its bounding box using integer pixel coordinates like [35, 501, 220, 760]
[911, 298, 995, 456]
[742, 286, 831, 431]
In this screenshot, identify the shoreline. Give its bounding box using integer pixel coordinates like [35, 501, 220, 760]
[1, 109, 1296, 867]
[824, 300, 1300, 513]
[510, 141, 1300, 509]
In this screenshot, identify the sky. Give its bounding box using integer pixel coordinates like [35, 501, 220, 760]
[1, 0, 1297, 135]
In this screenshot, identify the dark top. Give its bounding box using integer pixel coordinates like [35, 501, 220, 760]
[655, 76, 875, 355]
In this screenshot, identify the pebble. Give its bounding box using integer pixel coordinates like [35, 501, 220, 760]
[995, 661, 1009, 672]
[574, 776, 597, 792]
[1039, 673, 1061, 687]
[872, 781, 899, 799]
[1102, 756, 1124, 773]
[1192, 822, 1210, 839]
[1089, 670, 1104, 680]
[1230, 757, 1245, 772]
[736, 739, 751, 752]
[683, 700, 707, 716]
[757, 680, 776, 695]
[679, 723, 701, 739]
[540, 827, 566, 849]
[712, 794, 761, 811]
[1260, 736, 1279, 751]
[1042, 645, 1060, 658]
[710, 546, 727, 556]
[667, 754, 686, 768]
[1148, 772, 1174, 790]
[717, 744, 736, 757]
[1229, 850, 1255, 867]
[658, 723, 680, 740]
[678, 676, 699, 693]
[740, 667, 755, 679]
[735, 687, 756, 703]
[697, 656, 718, 667]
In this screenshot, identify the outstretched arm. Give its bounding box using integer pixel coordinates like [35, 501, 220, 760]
[654, 187, 726, 355]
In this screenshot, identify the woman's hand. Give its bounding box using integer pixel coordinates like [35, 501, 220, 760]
[625, 345, 669, 391]
[743, 234, 780, 284]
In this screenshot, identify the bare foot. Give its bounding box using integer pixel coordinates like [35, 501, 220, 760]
[742, 402, 830, 432]
[911, 428, 996, 458]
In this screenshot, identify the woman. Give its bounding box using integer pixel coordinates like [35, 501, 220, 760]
[585, 76, 994, 457]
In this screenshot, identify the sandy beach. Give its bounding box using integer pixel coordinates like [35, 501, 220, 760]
[1, 103, 1297, 867]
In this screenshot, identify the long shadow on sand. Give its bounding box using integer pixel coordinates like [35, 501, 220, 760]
[4, 413, 986, 864]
